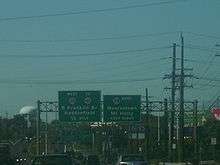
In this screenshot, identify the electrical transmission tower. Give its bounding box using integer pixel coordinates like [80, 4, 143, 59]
[164, 34, 194, 162]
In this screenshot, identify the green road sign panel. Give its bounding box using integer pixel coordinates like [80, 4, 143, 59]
[58, 91, 101, 122]
[184, 111, 206, 126]
[104, 95, 141, 122]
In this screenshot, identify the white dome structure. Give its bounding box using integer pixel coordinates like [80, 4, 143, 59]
[19, 106, 36, 115]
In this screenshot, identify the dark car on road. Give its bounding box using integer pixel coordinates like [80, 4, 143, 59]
[31, 154, 74, 165]
[116, 154, 148, 165]
[85, 154, 100, 165]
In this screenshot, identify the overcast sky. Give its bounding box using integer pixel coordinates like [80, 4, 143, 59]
[0, 0, 220, 116]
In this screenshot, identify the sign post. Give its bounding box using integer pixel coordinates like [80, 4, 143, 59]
[211, 137, 217, 161]
[58, 91, 101, 122]
[211, 138, 217, 146]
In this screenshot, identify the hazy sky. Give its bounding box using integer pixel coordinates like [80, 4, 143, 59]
[0, 0, 220, 116]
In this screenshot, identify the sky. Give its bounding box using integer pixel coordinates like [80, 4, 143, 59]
[0, 0, 220, 117]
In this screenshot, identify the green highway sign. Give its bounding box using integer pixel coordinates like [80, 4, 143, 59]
[104, 95, 141, 122]
[184, 111, 206, 126]
[58, 91, 101, 122]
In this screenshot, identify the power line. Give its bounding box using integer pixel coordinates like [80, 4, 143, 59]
[0, 31, 179, 43]
[193, 56, 216, 89]
[92, 56, 170, 73]
[0, 46, 171, 58]
[196, 83, 220, 88]
[1, 31, 219, 43]
[184, 44, 217, 53]
[184, 31, 220, 40]
[0, 0, 186, 22]
[194, 76, 220, 90]
[175, 57, 208, 64]
[3, 54, 170, 77]
[197, 77, 220, 82]
[185, 43, 218, 90]
[208, 90, 220, 109]
[183, 59, 207, 64]
[194, 77, 220, 90]
[0, 77, 161, 85]
[195, 50, 216, 78]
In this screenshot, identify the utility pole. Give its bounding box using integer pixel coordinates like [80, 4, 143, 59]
[145, 88, 150, 158]
[171, 43, 177, 162]
[164, 43, 177, 161]
[157, 111, 160, 146]
[164, 35, 194, 162]
[5, 111, 9, 140]
[37, 100, 41, 155]
[164, 99, 169, 161]
[178, 33, 185, 162]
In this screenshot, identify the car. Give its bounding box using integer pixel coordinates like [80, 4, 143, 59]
[116, 154, 148, 165]
[85, 154, 100, 165]
[15, 157, 27, 165]
[31, 154, 74, 165]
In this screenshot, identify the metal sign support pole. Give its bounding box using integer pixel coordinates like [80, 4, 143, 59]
[45, 110, 48, 154]
[193, 100, 198, 164]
